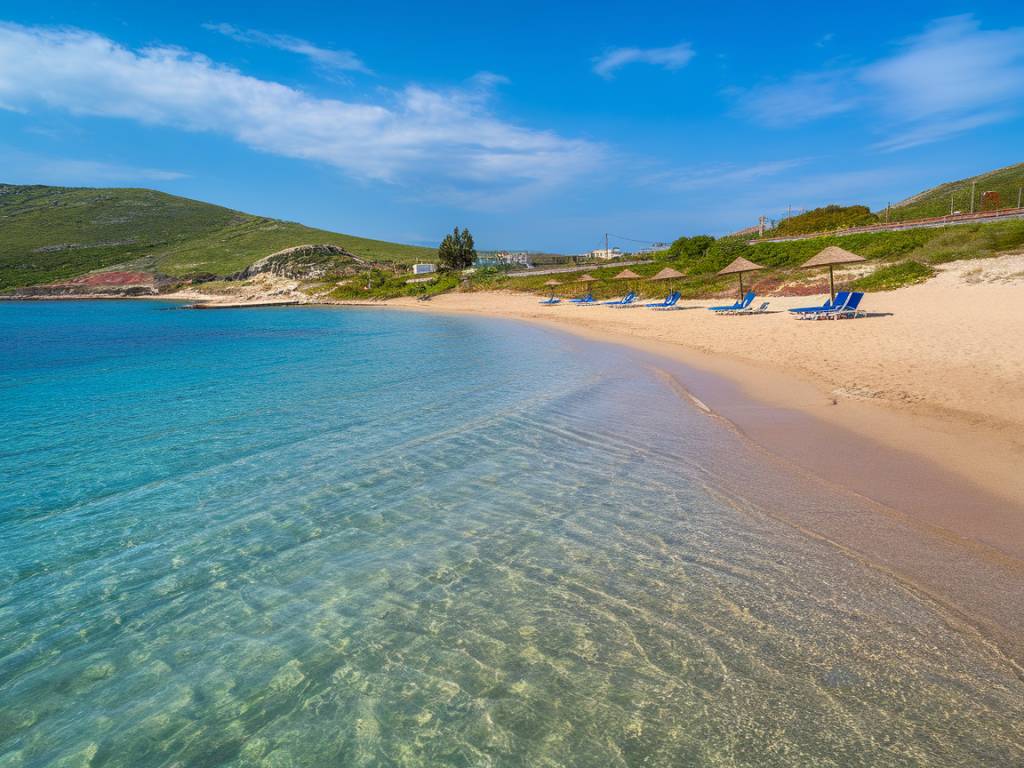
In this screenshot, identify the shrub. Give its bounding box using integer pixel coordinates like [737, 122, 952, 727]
[853, 261, 934, 291]
[773, 205, 877, 236]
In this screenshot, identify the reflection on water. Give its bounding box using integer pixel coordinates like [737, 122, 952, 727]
[1, 302, 1021, 767]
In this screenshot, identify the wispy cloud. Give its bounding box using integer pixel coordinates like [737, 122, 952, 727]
[0, 148, 186, 183]
[636, 158, 808, 192]
[860, 15, 1024, 150]
[736, 15, 1024, 151]
[0, 22, 603, 202]
[874, 111, 1015, 153]
[815, 33, 835, 48]
[735, 72, 858, 128]
[203, 22, 371, 76]
[593, 42, 694, 79]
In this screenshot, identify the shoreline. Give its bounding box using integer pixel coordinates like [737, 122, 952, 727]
[380, 278, 1024, 512]
[385, 294, 1024, 505]
[374, 293, 1024, 666]
[10, 278, 1024, 663]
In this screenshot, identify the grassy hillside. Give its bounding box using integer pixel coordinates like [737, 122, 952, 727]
[889, 162, 1024, 221]
[0, 184, 435, 290]
[774, 205, 877, 236]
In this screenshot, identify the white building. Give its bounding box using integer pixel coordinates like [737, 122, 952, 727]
[494, 251, 532, 266]
[412, 263, 437, 275]
[587, 247, 623, 260]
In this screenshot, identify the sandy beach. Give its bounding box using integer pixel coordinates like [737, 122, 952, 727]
[385, 256, 1024, 503]
[377, 255, 1024, 663]
[151, 254, 1024, 663]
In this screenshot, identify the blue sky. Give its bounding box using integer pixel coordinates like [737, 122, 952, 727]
[1, 2, 1022, 252]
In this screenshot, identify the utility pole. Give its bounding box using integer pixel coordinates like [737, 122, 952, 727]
[950, 192, 954, 216]
[885, 202, 890, 223]
[1018, 187, 1022, 209]
[970, 181, 977, 214]
[604, 232, 609, 258]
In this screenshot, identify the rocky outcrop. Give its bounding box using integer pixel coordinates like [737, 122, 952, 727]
[233, 244, 366, 280]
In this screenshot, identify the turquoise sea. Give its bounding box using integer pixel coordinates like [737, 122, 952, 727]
[1, 300, 1022, 767]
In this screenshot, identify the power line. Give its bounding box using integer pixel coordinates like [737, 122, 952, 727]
[605, 233, 662, 245]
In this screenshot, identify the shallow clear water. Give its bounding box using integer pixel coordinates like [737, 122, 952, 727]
[1, 301, 1021, 767]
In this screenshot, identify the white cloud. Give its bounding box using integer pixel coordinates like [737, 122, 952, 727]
[736, 72, 858, 127]
[203, 22, 371, 76]
[736, 15, 1024, 150]
[0, 148, 186, 183]
[860, 16, 1024, 121]
[636, 158, 808, 192]
[0, 22, 603, 200]
[593, 42, 694, 79]
[859, 15, 1024, 149]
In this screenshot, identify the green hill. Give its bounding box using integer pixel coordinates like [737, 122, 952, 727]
[774, 204, 877, 236]
[0, 184, 435, 290]
[888, 162, 1024, 221]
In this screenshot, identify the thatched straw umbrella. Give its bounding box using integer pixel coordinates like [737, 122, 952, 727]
[647, 267, 685, 298]
[574, 272, 599, 298]
[801, 246, 866, 301]
[613, 268, 641, 295]
[648, 267, 685, 282]
[543, 279, 561, 299]
[717, 256, 765, 299]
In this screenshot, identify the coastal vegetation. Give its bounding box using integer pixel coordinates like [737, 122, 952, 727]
[887, 162, 1024, 221]
[5, 161, 1024, 300]
[773, 205, 878, 236]
[444, 217, 1024, 300]
[0, 184, 435, 290]
[852, 261, 935, 291]
[438, 227, 477, 271]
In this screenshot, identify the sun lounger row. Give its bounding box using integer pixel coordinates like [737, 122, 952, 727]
[542, 288, 867, 318]
[570, 291, 681, 309]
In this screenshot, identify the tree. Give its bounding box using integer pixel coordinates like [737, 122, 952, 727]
[668, 234, 715, 262]
[438, 227, 477, 271]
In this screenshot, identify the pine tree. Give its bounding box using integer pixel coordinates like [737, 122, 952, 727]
[438, 226, 477, 271]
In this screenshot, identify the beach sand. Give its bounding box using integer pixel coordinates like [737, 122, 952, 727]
[378, 255, 1024, 663]
[382, 257, 1024, 655]
[152, 254, 1024, 661]
[387, 255, 1024, 508]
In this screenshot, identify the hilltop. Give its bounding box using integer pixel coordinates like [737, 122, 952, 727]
[888, 162, 1024, 221]
[0, 184, 435, 290]
[772, 205, 877, 237]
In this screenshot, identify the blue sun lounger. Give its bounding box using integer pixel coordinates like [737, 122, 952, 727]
[603, 292, 636, 307]
[710, 291, 754, 313]
[823, 291, 865, 319]
[538, 296, 561, 305]
[646, 291, 680, 309]
[802, 291, 864, 319]
[789, 291, 848, 315]
[731, 301, 770, 315]
[569, 293, 595, 304]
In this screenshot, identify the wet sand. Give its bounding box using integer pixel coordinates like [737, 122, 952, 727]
[374, 261, 1024, 666]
